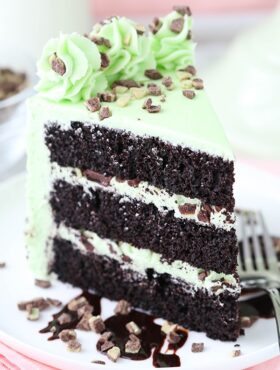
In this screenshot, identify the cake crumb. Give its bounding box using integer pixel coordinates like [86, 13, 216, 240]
[125, 334, 141, 354]
[59, 329, 77, 342]
[89, 315, 105, 333]
[144, 69, 162, 80]
[35, 279, 51, 289]
[99, 106, 112, 120]
[107, 346, 121, 362]
[68, 296, 88, 311]
[231, 349, 241, 357]
[67, 340, 81, 352]
[191, 342, 204, 353]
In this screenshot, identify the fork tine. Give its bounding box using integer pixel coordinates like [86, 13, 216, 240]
[240, 210, 254, 272]
[258, 212, 279, 273]
[248, 210, 266, 271]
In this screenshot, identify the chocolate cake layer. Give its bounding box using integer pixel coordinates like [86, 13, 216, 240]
[51, 180, 238, 274]
[52, 238, 240, 341]
[45, 122, 235, 210]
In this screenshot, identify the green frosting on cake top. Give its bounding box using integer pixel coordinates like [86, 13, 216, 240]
[36, 10, 195, 102]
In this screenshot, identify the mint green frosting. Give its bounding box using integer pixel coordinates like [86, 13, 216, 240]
[90, 17, 155, 84]
[36, 33, 107, 103]
[151, 11, 195, 72]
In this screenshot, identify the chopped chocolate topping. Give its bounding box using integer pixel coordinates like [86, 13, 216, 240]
[18, 297, 49, 311]
[162, 76, 173, 88]
[192, 78, 204, 90]
[77, 312, 92, 330]
[167, 330, 181, 344]
[35, 279, 51, 289]
[125, 321, 142, 335]
[127, 178, 141, 187]
[68, 296, 88, 311]
[147, 84, 161, 96]
[183, 65, 197, 76]
[231, 349, 241, 357]
[173, 5, 192, 16]
[114, 299, 131, 315]
[197, 205, 211, 223]
[83, 169, 112, 187]
[27, 306, 40, 321]
[91, 36, 111, 48]
[57, 312, 72, 325]
[170, 18, 184, 33]
[182, 89, 196, 99]
[100, 331, 113, 342]
[85, 97, 101, 112]
[147, 104, 161, 113]
[92, 360, 106, 365]
[142, 97, 152, 110]
[125, 334, 141, 354]
[59, 329, 77, 342]
[0, 261, 6, 268]
[77, 303, 93, 317]
[135, 24, 146, 35]
[101, 340, 115, 352]
[46, 298, 62, 307]
[0, 68, 26, 101]
[50, 53, 66, 76]
[149, 17, 162, 34]
[100, 52, 110, 68]
[98, 91, 116, 103]
[89, 315, 105, 333]
[67, 339, 81, 352]
[80, 235, 94, 253]
[178, 203, 196, 215]
[240, 316, 258, 328]
[191, 342, 204, 353]
[145, 69, 163, 80]
[198, 271, 208, 281]
[112, 79, 139, 89]
[99, 106, 112, 120]
[107, 346, 121, 362]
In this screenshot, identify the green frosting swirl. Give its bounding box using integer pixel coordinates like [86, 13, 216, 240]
[90, 17, 155, 84]
[36, 33, 107, 103]
[150, 11, 195, 72]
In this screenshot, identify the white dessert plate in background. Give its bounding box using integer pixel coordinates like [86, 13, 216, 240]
[0, 162, 279, 370]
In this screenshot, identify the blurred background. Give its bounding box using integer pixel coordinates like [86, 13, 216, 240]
[0, 0, 279, 181]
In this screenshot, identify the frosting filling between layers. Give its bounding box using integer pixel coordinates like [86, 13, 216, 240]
[55, 223, 240, 296]
[50, 163, 235, 231]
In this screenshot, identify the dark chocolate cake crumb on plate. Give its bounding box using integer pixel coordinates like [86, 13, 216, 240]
[99, 106, 112, 120]
[85, 97, 101, 112]
[191, 342, 204, 353]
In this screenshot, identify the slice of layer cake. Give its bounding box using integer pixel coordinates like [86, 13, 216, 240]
[26, 7, 240, 341]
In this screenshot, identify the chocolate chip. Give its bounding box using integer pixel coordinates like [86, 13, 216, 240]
[59, 329, 77, 342]
[142, 98, 152, 109]
[91, 36, 111, 48]
[101, 341, 115, 352]
[57, 312, 72, 325]
[198, 271, 208, 281]
[68, 296, 88, 311]
[197, 205, 211, 223]
[85, 97, 101, 112]
[98, 91, 116, 102]
[144, 69, 163, 80]
[89, 315, 105, 333]
[178, 203, 196, 215]
[162, 76, 173, 88]
[170, 18, 184, 33]
[100, 52, 110, 68]
[127, 178, 141, 187]
[149, 17, 162, 34]
[67, 340, 81, 352]
[83, 169, 112, 187]
[107, 346, 121, 362]
[99, 106, 112, 120]
[112, 79, 140, 88]
[173, 5, 192, 16]
[126, 321, 141, 335]
[147, 104, 161, 113]
[35, 279, 51, 289]
[114, 299, 131, 315]
[192, 78, 204, 90]
[50, 53, 66, 76]
[125, 335, 141, 354]
[135, 24, 146, 35]
[231, 349, 241, 357]
[191, 342, 204, 353]
[182, 89, 195, 99]
[147, 84, 161, 96]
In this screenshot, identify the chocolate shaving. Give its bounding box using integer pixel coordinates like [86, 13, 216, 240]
[50, 53, 66, 76]
[149, 17, 162, 34]
[182, 89, 195, 99]
[89, 315, 105, 333]
[17, 297, 49, 311]
[181, 65, 197, 76]
[112, 79, 140, 89]
[178, 203, 196, 215]
[98, 91, 116, 102]
[125, 335, 141, 354]
[147, 104, 161, 113]
[85, 97, 101, 112]
[46, 298, 62, 307]
[192, 78, 204, 90]
[231, 349, 241, 357]
[147, 84, 161, 96]
[57, 312, 72, 325]
[92, 360, 106, 365]
[99, 106, 112, 120]
[83, 169, 112, 187]
[162, 76, 173, 88]
[142, 98, 152, 110]
[173, 5, 192, 16]
[144, 69, 163, 80]
[197, 205, 211, 223]
[101, 341, 115, 352]
[170, 18, 184, 33]
[100, 52, 110, 68]
[35, 279, 51, 289]
[91, 35, 111, 48]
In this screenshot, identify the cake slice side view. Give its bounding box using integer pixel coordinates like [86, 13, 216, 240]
[26, 7, 240, 341]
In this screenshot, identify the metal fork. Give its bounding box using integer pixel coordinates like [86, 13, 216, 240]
[237, 209, 280, 349]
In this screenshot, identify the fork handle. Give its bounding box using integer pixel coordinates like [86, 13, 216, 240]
[265, 287, 280, 351]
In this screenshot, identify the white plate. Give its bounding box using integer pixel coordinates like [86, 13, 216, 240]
[0, 162, 280, 370]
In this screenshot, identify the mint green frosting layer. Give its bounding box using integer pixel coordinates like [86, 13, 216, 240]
[36, 33, 107, 103]
[151, 11, 195, 72]
[90, 17, 155, 84]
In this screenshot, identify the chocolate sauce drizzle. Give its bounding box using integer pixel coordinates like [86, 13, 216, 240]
[40, 291, 274, 368]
